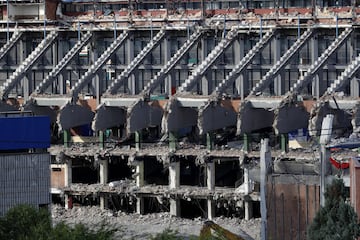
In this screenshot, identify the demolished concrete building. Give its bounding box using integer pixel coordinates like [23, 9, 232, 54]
[3, 0, 360, 238]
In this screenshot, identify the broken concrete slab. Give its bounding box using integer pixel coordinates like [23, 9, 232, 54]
[57, 102, 95, 130]
[237, 100, 274, 135]
[92, 103, 126, 131]
[161, 97, 198, 134]
[126, 99, 163, 133]
[198, 99, 237, 135]
[23, 99, 58, 123]
[309, 100, 352, 137]
[273, 99, 309, 135]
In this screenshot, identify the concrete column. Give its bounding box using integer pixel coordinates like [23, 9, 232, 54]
[260, 138, 271, 240]
[244, 166, 253, 220]
[243, 133, 251, 152]
[200, 37, 208, 95]
[64, 159, 72, 209]
[134, 160, 144, 214]
[135, 130, 142, 151]
[240, 70, 249, 99]
[312, 70, 323, 98]
[206, 160, 215, 219]
[280, 133, 288, 153]
[350, 74, 360, 97]
[169, 131, 177, 152]
[99, 159, 109, 209]
[206, 132, 214, 151]
[63, 129, 71, 148]
[273, 36, 284, 95]
[311, 37, 320, 97]
[169, 160, 180, 216]
[164, 36, 172, 95]
[99, 130, 105, 149]
[127, 36, 135, 94]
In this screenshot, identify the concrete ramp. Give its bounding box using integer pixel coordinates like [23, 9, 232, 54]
[237, 101, 274, 134]
[23, 100, 57, 123]
[92, 104, 126, 131]
[161, 98, 198, 133]
[57, 102, 95, 130]
[126, 99, 163, 133]
[198, 100, 237, 135]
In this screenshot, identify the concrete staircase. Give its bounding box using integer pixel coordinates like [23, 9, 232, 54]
[214, 28, 275, 95]
[177, 28, 239, 93]
[141, 28, 203, 96]
[0, 31, 23, 62]
[71, 31, 128, 99]
[0, 31, 58, 99]
[107, 29, 166, 95]
[327, 52, 360, 93]
[250, 28, 314, 95]
[291, 27, 353, 93]
[35, 31, 93, 94]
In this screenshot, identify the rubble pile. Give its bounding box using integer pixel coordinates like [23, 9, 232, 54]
[51, 204, 261, 240]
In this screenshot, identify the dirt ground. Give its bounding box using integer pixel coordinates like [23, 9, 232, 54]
[51, 205, 261, 239]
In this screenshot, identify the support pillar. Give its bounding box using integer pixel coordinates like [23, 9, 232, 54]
[135, 130, 142, 151]
[243, 133, 251, 152]
[244, 167, 253, 220]
[63, 129, 71, 148]
[169, 131, 177, 152]
[206, 160, 215, 220]
[64, 159, 72, 209]
[99, 130, 105, 149]
[169, 160, 180, 217]
[134, 160, 145, 214]
[350, 74, 360, 98]
[260, 138, 271, 240]
[280, 133, 288, 153]
[99, 159, 109, 209]
[206, 132, 214, 151]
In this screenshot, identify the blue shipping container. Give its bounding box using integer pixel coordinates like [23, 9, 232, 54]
[0, 116, 50, 150]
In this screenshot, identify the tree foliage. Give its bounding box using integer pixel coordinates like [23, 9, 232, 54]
[0, 204, 115, 240]
[307, 178, 360, 240]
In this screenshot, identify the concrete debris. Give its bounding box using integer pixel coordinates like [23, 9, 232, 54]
[51, 204, 260, 240]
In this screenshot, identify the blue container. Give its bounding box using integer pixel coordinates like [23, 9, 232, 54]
[0, 116, 50, 150]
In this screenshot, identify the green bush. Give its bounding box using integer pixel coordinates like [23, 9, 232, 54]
[0, 204, 115, 240]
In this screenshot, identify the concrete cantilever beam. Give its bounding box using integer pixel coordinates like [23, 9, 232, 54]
[161, 97, 198, 134]
[272, 95, 310, 135]
[197, 97, 238, 135]
[92, 103, 126, 132]
[308, 95, 354, 137]
[236, 100, 274, 135]
[126, 98, 163, 134]
[57, 102, 95, 131]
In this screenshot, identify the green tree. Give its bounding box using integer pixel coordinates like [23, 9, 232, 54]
[308, 178, 360, 240]
[0, 204, 115, 240]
